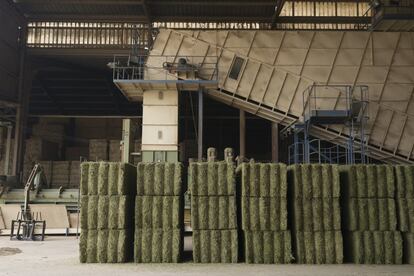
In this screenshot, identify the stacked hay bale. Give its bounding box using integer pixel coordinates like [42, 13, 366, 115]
[395, 165, 414, 264]
[288, 164, 343, 264]
[89, 139, 108, 161]
[238, 162, 292, 264]
[341, 165, 402, 264]
[79, 162, 136, 263]
[189, 160, 238, 263]
[134, 163, 184, 263]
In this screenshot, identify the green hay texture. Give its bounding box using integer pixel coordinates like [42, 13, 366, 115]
[239, 163, 287, 197]
[396, 198, 414, 232]
[241, 197, 288, 231]
[243, 231, 292, 264]
[344, 231, 403, 264]
[134, 229, 183, 263]
[191, 196, 237, 230]
[402, 233, 414, 264]
[97, 162, 109, 195]
[294, 231, 343, 264]
[107, 196, 133, 229]
[79, 230, 88, 263]
[97, 196, 109, 229]
[344, 199, 397, 231]
[135, 196, 183, 229]
[87, 163, 99, 195]
[86, 229, 98, 263]
[118, 163, 137, 195]
[340, 165, 395, 198]
[108, 162, 119, 195]
[292, 198, 341, 231]
[97, 229, 109, 263]
[80, 196, 88, 229]
[80, 163, 89, 195]
[105, 229, 133, 263]
[189, 162, 236, 196]
[87, 195, 98, 229]
[395, 165, 414, 198]
[288, 164, 340, 198]
[192, 230, 238, 263]
[136, 163, 183, 196]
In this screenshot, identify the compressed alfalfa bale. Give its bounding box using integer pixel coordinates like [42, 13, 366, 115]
[134, 229, 183, 263]
[343, 199, 397, 231]
[87, 163, 100, 195]
[87, 195, 98, 229]
[80, 162, 90, 195]
[80, 196, 88, 229]
[191, 196, 237, 230]
[243, 231, 292, 264]
[118, 163, 137, 196]
[86, 229, 98, 263]
[239, 163, 287, 197]
[292, 198, 341, 232]
[97, 229, 109, 263]
[108, 162, 119, 195]
[97, 196, 109, 229]
[340, 165, 395, 198]
[89, 139, 108, 161]
[294, 231, 343, 264]
[288, 164, 340, 198]
[97, 162, 109, 196]
[402, 232, 414, 264]
[396, 198, 414, 232]
[108, 196, 133, 229]
[192, 230, 238, 263]
[344, 231, 403, 264]
[241, 197, 288, 231]
[135, 196, 182, 229]
[136, 163, 183, 196]
[79, 229, 88, 263]
[395, 165, 414, 198]
[189, 162, 235, 196]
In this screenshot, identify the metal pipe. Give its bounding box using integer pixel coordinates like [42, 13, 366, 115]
[198, 88, 203, 162]
[239, 110, 246, 161]
[271, 122, 278, 163]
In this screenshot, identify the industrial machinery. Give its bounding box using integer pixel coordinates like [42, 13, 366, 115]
[10, 164, 46, 241]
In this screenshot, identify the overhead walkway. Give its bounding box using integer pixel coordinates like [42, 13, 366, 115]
[115, 29, 414, 164]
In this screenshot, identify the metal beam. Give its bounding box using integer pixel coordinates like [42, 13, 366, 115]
[271, 122, 279, 162]
[239, 110, 246, 161]
[198, 88, 203, 162]
[271, 0, 286, 29]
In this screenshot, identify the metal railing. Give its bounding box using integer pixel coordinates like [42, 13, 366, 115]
[112, 55, 218, 84]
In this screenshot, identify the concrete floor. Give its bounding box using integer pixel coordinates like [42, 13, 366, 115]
[0, 236, 413, 276]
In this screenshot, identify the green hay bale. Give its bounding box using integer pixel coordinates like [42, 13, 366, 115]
[292, 198, 341, 231]
[87, 163, 99, 195]
[97, 229, 108, 263]
[108, 196, 119, 229]
[117, 229, 133, 263]
[135, 196, 182, 229]
[107, 196, 133, 229]
[191, 196, 237, 230]
[190, 162, 235, 196]
[395, 166, 414, 198]
[403, 233, 414, 264]
[294, 231, 343, 264]
[86, 229, 98, 263]
[107, 229, 118, 263]
[80, 163, 89, 196]
[80, 196, 88, 229]
[137, 162, 183, 196]
[134, 229, 182, 263]
[345, 231, 402, 264]
[241, 197, 287, 231]
[244, 231, 292, 264]
[108, 163, 119, 195]
[97, 162, 109, 195]
[397, 199, 414, 232]
[87, 195, 98, 229]
[97, 196, 109, 229]
[79, 229, 88, 263]
[344, 199, 397, 231]
[118, 163, 136, 195]
[192, 230, 238, 263]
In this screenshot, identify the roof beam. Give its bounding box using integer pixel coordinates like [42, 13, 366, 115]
[271, 0, 286, 29]
[14, 0, 144, 5]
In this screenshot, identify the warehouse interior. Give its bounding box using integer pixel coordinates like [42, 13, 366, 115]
[0, 0, 414, 275]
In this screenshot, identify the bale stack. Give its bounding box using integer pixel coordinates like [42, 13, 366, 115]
[341, 165, 402, 264]
[89, 139, 108, 161]
[134, 163, 184, 263]
[189, 161, 238, 263]
[238, 162, 292, 264]
[79, 162, 136, 263]
[288, 164, 343, 264]
[395, 165, 414, 264]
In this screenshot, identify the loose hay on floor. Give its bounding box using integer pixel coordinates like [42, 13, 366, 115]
[191, 196, 237, 230]
[243, 231, 292, 264]
[134, 229, 183, 263]
[241, 197, 288, 231]
[192, 230, 238, 263]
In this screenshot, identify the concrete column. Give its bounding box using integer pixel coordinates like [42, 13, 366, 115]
[271, 122, 279, 162]
[239, 110, 246, 161]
